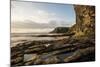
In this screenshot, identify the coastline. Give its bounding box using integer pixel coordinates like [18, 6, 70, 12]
[11, 34, 95, 66]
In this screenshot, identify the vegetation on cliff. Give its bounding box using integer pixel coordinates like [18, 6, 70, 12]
[50, 27, 69, 33]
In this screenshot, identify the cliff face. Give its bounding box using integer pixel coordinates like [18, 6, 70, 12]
[71, 5, 95, 37]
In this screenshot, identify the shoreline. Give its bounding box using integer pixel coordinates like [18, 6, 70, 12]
[11, 35, 95, 66]
[11, 32, 75, 37]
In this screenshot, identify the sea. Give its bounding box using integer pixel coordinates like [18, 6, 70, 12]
[11, 33, 67, 47]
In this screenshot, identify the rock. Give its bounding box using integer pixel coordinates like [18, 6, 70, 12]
[33, 56, 60, 64]
[42, 56, 60, 64]
[64, 47, 95, 62]
[70, 5, 95, 36]
[50, 27, 69, 33]
[11, 56, 23, 65]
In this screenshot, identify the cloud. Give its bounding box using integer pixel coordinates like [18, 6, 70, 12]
[11, 1, 74, 31]
[11, 1, 67, 24]
[30, 9, 57, 23]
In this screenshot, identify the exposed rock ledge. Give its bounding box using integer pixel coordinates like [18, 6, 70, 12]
[11, 36, 95, 66]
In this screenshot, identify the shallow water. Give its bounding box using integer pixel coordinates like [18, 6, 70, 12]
[24, 54, 37, 61]
[11, 33, 68, 47]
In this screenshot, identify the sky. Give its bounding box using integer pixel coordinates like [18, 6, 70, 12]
[11, 0, 75, 33]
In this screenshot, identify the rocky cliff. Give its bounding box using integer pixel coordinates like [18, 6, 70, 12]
[70, 5, 95, 37]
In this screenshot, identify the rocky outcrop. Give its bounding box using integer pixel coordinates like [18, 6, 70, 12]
[70, 5, 95, 37]
[11, 36, 95, 66]
[50, 27, 69, 33]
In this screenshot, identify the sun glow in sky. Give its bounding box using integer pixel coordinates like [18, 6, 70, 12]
[11, 1, 75, 33]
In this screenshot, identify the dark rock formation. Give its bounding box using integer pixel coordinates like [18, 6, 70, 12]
[50, 27, 69, 33]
